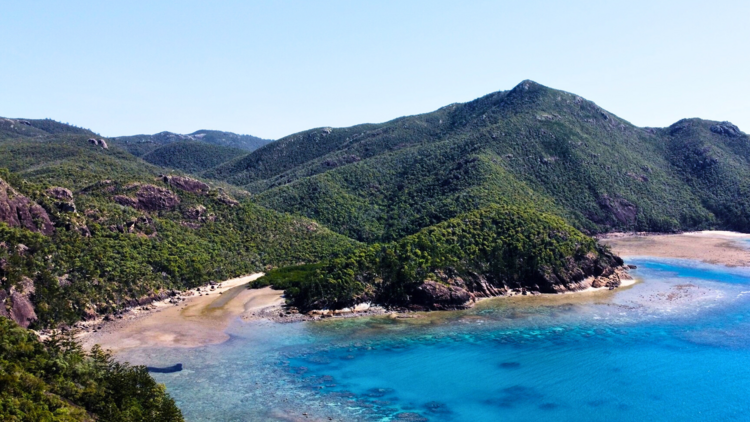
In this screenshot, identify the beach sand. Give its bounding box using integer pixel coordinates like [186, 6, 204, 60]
[602, 231, 750, 266]
[78, 274, 283, 352]
[84, 232, 750, 353]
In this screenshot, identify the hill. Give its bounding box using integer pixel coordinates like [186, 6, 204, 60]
[140, 141, 247, 174]
[0, 117, 97, 140]
[207, 80, 750, 242]
[254, 205, 624, 311]
[112, 130, 271, 156]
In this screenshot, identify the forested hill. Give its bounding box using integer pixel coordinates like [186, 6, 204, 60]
[254, 205, 625, 312]
[0, 123, 359, 329]
[207, 80, 750, 242]
[112, 130, 271, 155]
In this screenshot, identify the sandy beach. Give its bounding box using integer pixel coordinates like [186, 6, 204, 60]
[602, 231, 750, 267]
[82, 231, 750, 354]
[78, 274, 284, 352]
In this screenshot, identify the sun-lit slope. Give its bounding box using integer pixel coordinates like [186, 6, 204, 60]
[209, 81, 750, 242]
[140, 141, 248, 174]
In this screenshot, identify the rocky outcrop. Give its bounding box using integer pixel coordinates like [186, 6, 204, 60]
[404, 252, 626, 311]
[412, 280, 475, 310]
[0, 277, 38, 328]
[88, 138, 109, 149]
[183, 205, 206, 220]
[136, 185, 179, 211]
[113, 195, 138, 208]
[0, 178, 55, 235]
[47, 187, 73, 201]
[113, 184, 180, 212]
[217, 193, 239, 207]
[597, 195, 637, 226]
[161, 175, 209, 194]
[0, 290, 9, 318]
[47, 187, 76, 212]
[710, 121, 742, 138]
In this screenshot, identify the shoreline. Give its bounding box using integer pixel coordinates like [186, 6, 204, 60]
[602, 231, 750, 267]
[82, 231, 750, 353]
[84, 268, 636, 353]
[77, 273, 279, 352]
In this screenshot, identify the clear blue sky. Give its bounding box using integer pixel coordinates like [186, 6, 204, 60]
[2, 1, 748, 139]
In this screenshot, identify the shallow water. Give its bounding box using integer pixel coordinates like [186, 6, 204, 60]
[120, 258, 750, 421]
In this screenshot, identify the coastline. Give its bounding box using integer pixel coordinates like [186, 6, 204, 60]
[84, 231, 750, 353]
[84, 268, 634, 353]
[78, 273, 279, 352]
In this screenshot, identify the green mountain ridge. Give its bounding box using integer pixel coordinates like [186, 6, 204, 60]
[208, 80, 750, 242]
[112, 129, 271, 155]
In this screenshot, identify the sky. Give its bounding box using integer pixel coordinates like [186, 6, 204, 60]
[1, 1, 749, 140]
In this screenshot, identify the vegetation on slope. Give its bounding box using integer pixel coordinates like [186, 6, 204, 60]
[254, 205, 622, 311]
[0, 166, 358, 327]
[209, 81, 747, 242]
[0, 317, 183, 421]
[140, 141, 247, 174]
[111, 129, 270, 156]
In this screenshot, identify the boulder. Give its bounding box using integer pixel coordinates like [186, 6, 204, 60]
[47, 187, 73, 201]
[710, 121, 742, 138]
[9, 278, 37, 328]
[411, 280, 474, 310]
[88, 138, 109, 149]
[0, 178, 55, 235]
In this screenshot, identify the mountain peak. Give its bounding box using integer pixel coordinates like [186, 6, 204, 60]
[513, 79, 541, 91]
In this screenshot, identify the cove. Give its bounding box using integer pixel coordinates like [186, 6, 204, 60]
[119, 258, 750, 421]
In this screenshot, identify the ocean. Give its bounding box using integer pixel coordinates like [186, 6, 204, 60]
[120, 258, 750, 421]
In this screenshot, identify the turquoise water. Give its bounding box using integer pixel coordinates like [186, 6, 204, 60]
[120, 258, 750, 421]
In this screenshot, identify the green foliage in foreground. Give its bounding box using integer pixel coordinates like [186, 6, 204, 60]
[0, 317, 183, 421]
[254, 205, 621, 310]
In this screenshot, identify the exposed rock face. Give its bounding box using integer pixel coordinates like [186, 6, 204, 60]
[710, 121, 742, 137]
[597, 195, 637, 226]
[136, 185, 180, 211]
[0, 178, 55, 235]
[405, 253, 626, 311]
[114, 184, 180, 211]
[161, 175, 209, 194]
[5, 277, 38, 328]
[113, 195, 138, 208]
[412, 280, 475, 310]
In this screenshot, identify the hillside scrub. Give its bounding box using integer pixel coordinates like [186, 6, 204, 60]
[253, 205, 623, 311]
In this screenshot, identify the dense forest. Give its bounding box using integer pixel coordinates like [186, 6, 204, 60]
[253, 205, 623, 311]
[208, 81, 750, 242]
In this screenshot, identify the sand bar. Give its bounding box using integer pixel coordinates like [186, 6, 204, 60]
[79, 273, 284, 352]
[602, 231, 750, 267]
